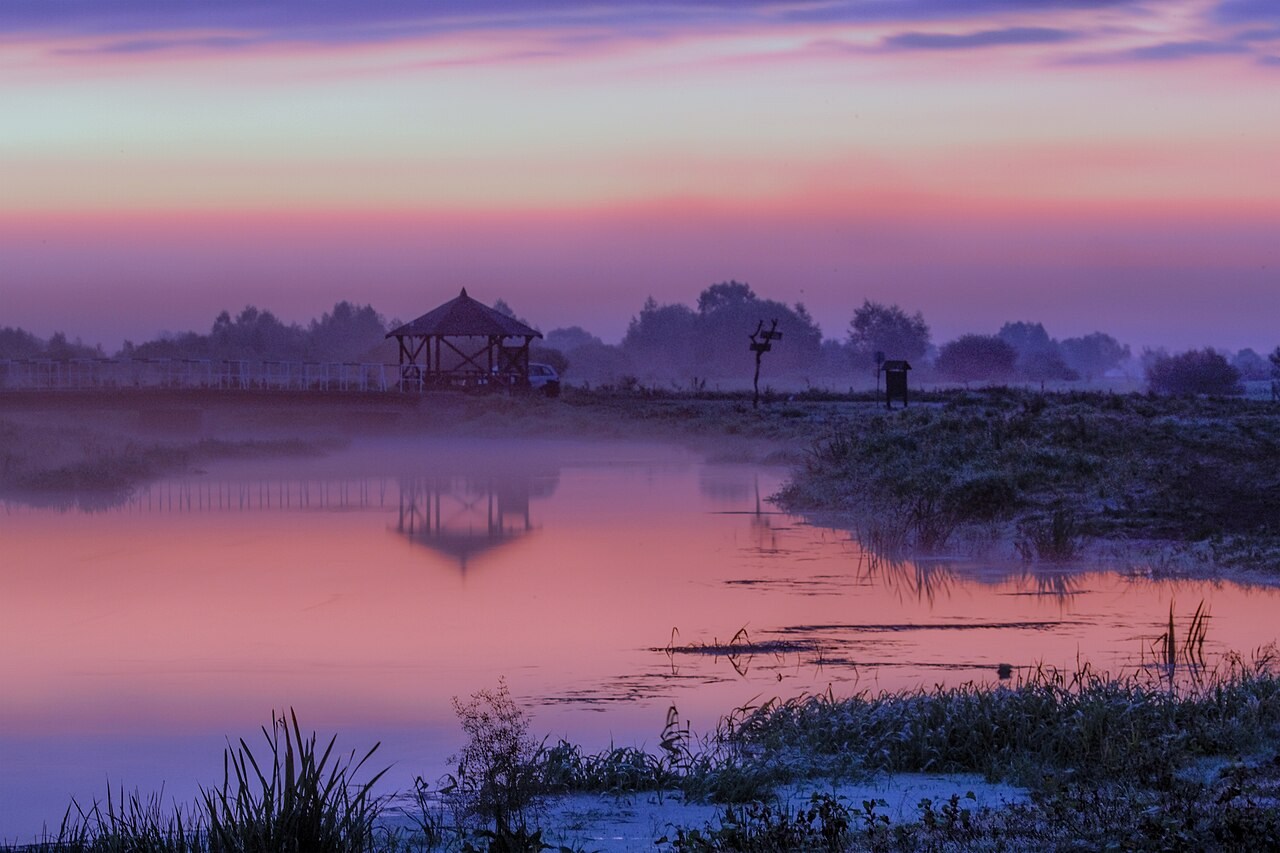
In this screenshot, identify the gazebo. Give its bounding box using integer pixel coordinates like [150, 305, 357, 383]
[386, 288, 542, 391]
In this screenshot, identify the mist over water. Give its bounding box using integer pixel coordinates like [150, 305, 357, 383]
[3, 436, 1279, 839]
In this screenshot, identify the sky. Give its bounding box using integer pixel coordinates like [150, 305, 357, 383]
[2, 0, 1279, 352]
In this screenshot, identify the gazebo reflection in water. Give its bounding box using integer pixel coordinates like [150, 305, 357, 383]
[393, 473, 559, 572]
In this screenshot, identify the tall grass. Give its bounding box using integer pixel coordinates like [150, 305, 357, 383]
[202, 709, 387, 852]
[719, 650, 1280, 787]
[9, 711, 388, 853]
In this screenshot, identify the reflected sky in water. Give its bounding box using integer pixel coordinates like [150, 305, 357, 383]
[3, 437, 1279, 838]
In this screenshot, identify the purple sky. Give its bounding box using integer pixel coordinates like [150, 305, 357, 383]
[3, 0, 1279, 352]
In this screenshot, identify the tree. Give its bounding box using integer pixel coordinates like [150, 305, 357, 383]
[210, 306, 307, 360]
[847, 300, 930, 366]
[621, 297, 699, 376]
[45, 332, 103, 360]
[307, 301, 386, 362]
[1060, 333, 1130, 381]
[1232, 348, 1271, 381]
[997, 322, 1076, 381]
[1146, 349, 1242, 396]
[0, 326, 49, 359]
[936, 335, 1017, 384]
[997, 321, 1053, 357]
[1269, 345, 1280, 378]
[696, 280, 754, 314]
[544, 326, 601, 353]
[691, 281, 822, 377]
[1018, 350, 1078, 382]
[623, 284, 824, 382]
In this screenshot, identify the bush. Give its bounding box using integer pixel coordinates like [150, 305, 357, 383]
[447, 679, 542, 834]
[935, 335, 1017, 384]
[1146, 349, 1242, 396]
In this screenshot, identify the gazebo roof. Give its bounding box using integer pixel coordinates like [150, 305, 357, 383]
[387, 288, 541, 339]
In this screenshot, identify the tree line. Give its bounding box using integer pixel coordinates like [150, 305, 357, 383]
[3, 283, 1277, 396]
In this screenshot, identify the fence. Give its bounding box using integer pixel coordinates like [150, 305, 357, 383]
[0, 358, 396, 393]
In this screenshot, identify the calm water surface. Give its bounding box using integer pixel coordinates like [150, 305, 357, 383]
[3, 436, 1279, 838]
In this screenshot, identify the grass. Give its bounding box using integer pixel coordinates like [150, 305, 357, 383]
[9, 658, 1280, 850]
[777, 389, 1280, 572]
[7, 712, 390, 853]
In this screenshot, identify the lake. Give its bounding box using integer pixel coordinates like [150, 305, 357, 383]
[2, 436, 1279, 839]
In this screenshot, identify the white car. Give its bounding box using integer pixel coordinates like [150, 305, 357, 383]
[527, 362, 561, 396]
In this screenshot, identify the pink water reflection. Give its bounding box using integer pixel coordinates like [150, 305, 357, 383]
[2, 437, 1279, 838]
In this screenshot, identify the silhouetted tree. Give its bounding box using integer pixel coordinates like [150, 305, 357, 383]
[997, 321, 1053, 357]
[936, 335, 1017, 384]
[847, 300, 930, 366]
[1232, 348, 1271, 381]
[45, 332, 103, 360]
[697, 280, 754, 314]
[691, 281, 822, 377]
[529, 345, 568, 376]
[544, 327, 601, 353]
[0, 326, 48, 359]
[1146, 349, 1242, 396]
[1268, 346, 1280, 378]
[559, 340, 634, 386]
[210, 306, 307, 360]
[997, 322, 1075, 381]
[490, 298, 532, 326]
[622, 297, 699, 376]
[1060, 333, 1130, 381]
[118, 331, 207, 359]
[307, 301, 386, 362]
[620, 283, 822, 383]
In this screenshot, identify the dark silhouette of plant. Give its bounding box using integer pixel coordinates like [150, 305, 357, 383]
[1060, 332, 1130, 381]
[1231, 348, 1271, 381]
[935, 335, 1016, 383]
[847, 300, 931, 366]
[998, 322, 1077, 381]
[1146, 349, 1242, 396]
[447, 679, 542, 836]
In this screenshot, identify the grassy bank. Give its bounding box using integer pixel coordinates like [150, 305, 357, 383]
[775, 389, 1280, 573]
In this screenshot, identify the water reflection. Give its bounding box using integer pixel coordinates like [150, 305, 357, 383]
[2, 438, 1280, 840]
[395, 474, 558, 571]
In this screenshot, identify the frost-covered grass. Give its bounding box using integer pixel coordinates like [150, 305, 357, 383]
[776, 389, 1280, 572]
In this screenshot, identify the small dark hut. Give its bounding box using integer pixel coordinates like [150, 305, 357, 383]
[386, 288, 542, 391]
[882, 359, 911, 409]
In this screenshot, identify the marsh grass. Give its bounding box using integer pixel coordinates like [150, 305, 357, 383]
[779, 390, 1280, 569]
[10, 662, 1280, 851]
[8, 711, 388, 853]
[201, 709, 387, 852]
[718, 650, 1280, 789]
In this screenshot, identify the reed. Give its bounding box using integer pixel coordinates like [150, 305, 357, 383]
[201, 709, 387, 852]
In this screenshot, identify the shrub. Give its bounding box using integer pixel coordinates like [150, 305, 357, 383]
[935, 335, 1017, 384]
[1146, 349, 1242, 396]
[447, 679, 542, 834]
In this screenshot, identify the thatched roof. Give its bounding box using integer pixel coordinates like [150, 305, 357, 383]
[387, 288, 541, 339]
